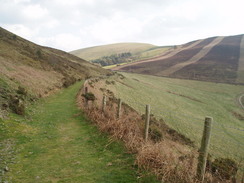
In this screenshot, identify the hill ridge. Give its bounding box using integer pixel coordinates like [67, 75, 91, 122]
[158, 36, 224, 76]
[70, 42, 156, 61]
[0, 27, 109, 115]
[111, 38, 209, 71]
[112, 34, 244, 84]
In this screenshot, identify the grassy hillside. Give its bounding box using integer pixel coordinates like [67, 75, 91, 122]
[113, 34, 244, 84]
[100, 72, 244, 161]
[0, 27, 110, 116]
[70, 43, 172, 68]
[172, 35, 242, 83]
[70, 42, 156, 60]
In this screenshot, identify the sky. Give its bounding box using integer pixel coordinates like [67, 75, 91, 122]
[1, 0, 244, 52]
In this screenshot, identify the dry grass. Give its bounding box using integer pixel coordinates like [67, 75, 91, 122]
[77, 90, 145, 152]
[76, 79, 203, 182]
[76, 77, 243, 182]
[0, 57, 63, 97]
[0, 26, 110, 102]
[136, 142, 197, 182]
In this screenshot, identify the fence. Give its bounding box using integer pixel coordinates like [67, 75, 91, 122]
[82, 79, 244, 182]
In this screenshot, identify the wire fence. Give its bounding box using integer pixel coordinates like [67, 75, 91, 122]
[86, 77, 244, 181]
[114, 79, 243, 164]
[121, 97, 244, 180]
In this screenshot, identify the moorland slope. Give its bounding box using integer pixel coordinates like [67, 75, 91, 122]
[0, 27, 109, 115]
[113, 34, 244, 84]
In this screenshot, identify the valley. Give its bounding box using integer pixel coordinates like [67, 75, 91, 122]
[1, 27, 244, 182]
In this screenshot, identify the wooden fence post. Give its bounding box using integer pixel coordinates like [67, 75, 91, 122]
[197, 116, 213, 181]
[117, 99, 122, 119]
[102, 95, 107, 113]
[84, 87, 88, 94]
[144, 104, 150, 141]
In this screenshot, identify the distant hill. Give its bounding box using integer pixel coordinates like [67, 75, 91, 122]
[0, 27, 109, 115]
[113, 34, 244, 84]
[70, 43, 172, 66]
[70, 43, 155, 60]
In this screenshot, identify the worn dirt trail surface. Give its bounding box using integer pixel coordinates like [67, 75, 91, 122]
[2, 82, 153, 183]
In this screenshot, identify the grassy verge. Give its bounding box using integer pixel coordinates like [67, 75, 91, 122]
[103, 73, 244, 161]
[0, 81, 159, 183]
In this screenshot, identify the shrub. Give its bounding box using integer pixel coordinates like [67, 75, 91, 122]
[12, 34, 17, 40]
[149, 127, 163, 142]
[63, 76, 76, 88]
[82, 92, 96, 101]
[9, 95, 25, 115]
[211, 158, 238, 180]
[36, 49, 42, 59]
[17, 86, 27, 96]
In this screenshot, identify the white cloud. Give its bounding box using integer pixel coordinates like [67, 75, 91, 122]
[13, 0, 31, 4]
[1, 0, 244, 51]
[52, 0, 95, 6]
[89, 13, 143, 43]
[22, 4, 48, 20]
[36, 33, 83, 51]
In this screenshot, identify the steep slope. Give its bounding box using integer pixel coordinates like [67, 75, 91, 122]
[0, 27, 110, 115]
[113, 34, 244, 84]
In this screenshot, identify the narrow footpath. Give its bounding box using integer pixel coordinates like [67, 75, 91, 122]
[2, 82, 157, 183]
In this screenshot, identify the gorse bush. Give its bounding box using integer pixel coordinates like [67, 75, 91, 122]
[63, 76, 76, 88]
[211, 158, 238, 180]
[9, 95, 25, 115]
[82, 92, 96, 101]
[36, 49, 42, 59]
[17, 86, 27, 96]
[149, 127, 163, 142]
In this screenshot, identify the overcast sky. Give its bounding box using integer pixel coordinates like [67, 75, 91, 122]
[1, 0, 244, 52]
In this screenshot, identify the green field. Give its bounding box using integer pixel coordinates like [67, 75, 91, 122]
[0, 81, 159, 183]
[105, 73, 244, 161]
